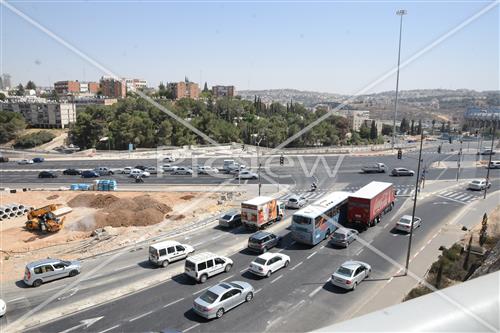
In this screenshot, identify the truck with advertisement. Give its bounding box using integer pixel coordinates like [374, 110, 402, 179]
[347, 181, 396, 229]
[241, 196, 284, 230]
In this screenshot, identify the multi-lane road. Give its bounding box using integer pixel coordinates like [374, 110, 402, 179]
[1, 144, 498, 333]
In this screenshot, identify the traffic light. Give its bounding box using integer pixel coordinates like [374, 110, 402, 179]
[449, 137, 452, 144]
[242, 144, 245, 150]
[279, 155, 284, 165]
[437, 145, 441, 154]
[397, 149, 402, 160]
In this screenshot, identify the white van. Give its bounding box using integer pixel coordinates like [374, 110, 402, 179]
[361, 163, 387, 173]
[184, 252, 233, 283]
[149, 241, 195, 267]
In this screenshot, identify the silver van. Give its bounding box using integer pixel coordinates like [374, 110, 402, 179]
[184, 252, 233, 283]
[149, 240, 194, 267]
[24, 258, 81, 287]
[94, 166, 114, 176]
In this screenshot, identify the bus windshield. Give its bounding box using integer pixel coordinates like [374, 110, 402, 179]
[292, 215, 311, 225]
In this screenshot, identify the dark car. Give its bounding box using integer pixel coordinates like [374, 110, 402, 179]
[38, 171, 57, 178]
[32, 157, 45, 163]
[63, 168, 81, 175]
[134, 165, 147, 171]
[81, 170, 100, 178]
[0, 156, 8, 163]
[248, 231, 281, 253]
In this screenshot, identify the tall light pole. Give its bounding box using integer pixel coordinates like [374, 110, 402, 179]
[483, 119, 497, 199]
[392, 9, 407, 150]
[252, 134, 264, 196]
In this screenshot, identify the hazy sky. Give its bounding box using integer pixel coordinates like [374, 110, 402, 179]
[1, 1, 498, 94]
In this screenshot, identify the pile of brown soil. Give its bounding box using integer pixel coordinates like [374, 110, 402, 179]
[68, 193, 120, 209]
[180, 194, 195, 200]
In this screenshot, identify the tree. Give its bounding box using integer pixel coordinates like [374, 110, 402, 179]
[417, 119, 422, 135]
[25, 80, 36, 90]
[400, 118, 409, 134]
[0, 111, 26, 143]
[440, 121, 446, 133]
[382, 124, 393, 136]
[410, 120, 415, 135]
[359, 122, 370, 140]
[0, 92, 5, 101]
[15, 83, 25, 96]
[370, 120, 378, 140]
[203, 82, 209, 93]
[432, 119, 436, 134]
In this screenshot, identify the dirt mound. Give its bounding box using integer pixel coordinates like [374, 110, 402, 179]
[68, 194, 120, 209]
[46, 195, 59, 200]
[180, 194, 195, 200]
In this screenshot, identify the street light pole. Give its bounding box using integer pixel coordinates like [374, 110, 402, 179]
[256, 137, 263, 196]
[392, 9, 407, 151]
[483, 120, 497, 199]
[405, 130, 423, 275]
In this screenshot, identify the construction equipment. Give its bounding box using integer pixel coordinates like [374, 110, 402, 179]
[25, 204, 66, 233]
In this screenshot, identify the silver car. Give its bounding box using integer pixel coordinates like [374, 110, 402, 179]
[329, 228, 359, 248]
[330, 261, 371, 291]
[391, 168, 415, 176]
[24, 258, 81, 287]
[395, 215, 422, 232]
[193, 281, 254, 319]
[285, 195, 307, 209]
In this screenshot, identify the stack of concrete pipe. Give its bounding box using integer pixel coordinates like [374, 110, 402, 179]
[0, 203, 33, 221]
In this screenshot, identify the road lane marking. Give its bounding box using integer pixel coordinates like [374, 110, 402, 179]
[163, 298, 184, 308]
[255, 288, 262, 294]
[355, 248, 364, 256]
[290, 261, 303, 271]
[270, 274, 283, 284]
[436, 195, 467, 205]
[192, 241, 205, 247]
[211, 234, 222, 240]
[129, 310, 153, 322]
[306, 251, 317, 259]
[183, 323, 200, 332]
[320, 245, 325, 249]
[220, 274, 235, 282]
[193, 286, 211, 295]
[240, 267, 248, 273]
[308, 285, 323, 298]
[97, 324, 120, 333]
[7, 297, 25, 303]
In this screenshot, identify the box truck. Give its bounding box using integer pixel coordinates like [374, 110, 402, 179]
[348, 181, 396, 228]
[241, 196, 284, 229]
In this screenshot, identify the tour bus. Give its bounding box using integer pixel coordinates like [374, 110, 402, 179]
[291, 191, 350, 246]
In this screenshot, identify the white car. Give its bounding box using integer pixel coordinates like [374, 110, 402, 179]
[236, 170, 258, 180]
[0, 298, 5, 317]
[162, 164, 178, 172]
[248, 253, 290, 278]
[145, 166, 158, 174]
[121, 167, 133, 174]
[331, 261, 371, 291]
[163, 156, 176, 163]
[468, 179, 491, 191]
[198, 166, 219, 175]
[172, 167, 193, 175]
[395, 215, 422, 233]
[285, 195, 308, 209]
[18, 159, 34, 165]
[129, 169, 150, 178]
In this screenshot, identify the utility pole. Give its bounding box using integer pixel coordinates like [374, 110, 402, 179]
[391, 9, 407, 151]
[456, 141, 463, 181]
[483, 120, 497, 199]
[405, 130, 423, 275]
[256, 137, 263, 196]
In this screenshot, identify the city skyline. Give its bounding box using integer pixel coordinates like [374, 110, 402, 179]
[1, 1, 498, 94]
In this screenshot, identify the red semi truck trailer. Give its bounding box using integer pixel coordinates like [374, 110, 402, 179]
[348, 181, 396, 228]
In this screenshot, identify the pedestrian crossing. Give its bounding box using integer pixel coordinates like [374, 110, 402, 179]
[435, 189, 481, 204]
[279, 191, 328, 202]
[343, 184, 414, 196]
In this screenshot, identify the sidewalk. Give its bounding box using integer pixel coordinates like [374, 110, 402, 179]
[350, 190, 499, 318]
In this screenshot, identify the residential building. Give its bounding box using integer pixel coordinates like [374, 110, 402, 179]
[212, 85, 235, 97]
[167, 80, 199, 100]
[2, 74, 12, 90]
[54, 80, 80, 94]
[125, 78, 147, 91]
[345, 110, 371, 131]
[1, 100, 76, 128]
[100, 77, 126, 98]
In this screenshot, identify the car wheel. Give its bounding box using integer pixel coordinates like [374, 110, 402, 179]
[199, 274, 208, 283]
[266, 270, 272, 278]
[162, 260, 169, 268]
[216, 308, 224, 319]
[33, 279, 42, 287]
[69, 270, 79, 277]
[284, 261, 289, 268]
[245, 292, 254, 302]
[225, 264, 232, 273]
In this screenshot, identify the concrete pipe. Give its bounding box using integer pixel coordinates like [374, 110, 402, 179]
[5, 204, 18, 212]
[16, 210, 24, 216]
[2, 206, 11, 213]
[18, 204, 25, 210]
[9, 212, 16, 218]
[0, 209, 4, 216]
[23, 208, 29, 214]
[1, 214, 8, 220]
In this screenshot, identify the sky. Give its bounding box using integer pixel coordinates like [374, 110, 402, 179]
[0, 1, 498, 94]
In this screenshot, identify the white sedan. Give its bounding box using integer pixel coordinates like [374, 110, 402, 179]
[145, 166, 158, 174]
[198, 166, 219, 175]
[121, 166, 133, 174]
[18, 159, 34, 165]
[468, 179, 491, 191]
[395, 215, 422, 233]
[331, 261, 371, 291]
[162, 164, 178, 172]
[0, 298, 6, 317]
[249, 252, 290, 278]
[236, 170, 258, 180]
[129, 169, 151, 178]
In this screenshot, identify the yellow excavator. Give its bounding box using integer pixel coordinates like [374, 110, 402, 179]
[26, 204, 66, 233]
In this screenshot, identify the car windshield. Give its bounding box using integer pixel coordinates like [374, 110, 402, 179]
[333, 232, 346, 239]
[472, 181, 481, 184]
[254, 257, 267, 265]
[288, 198, 298, 202]
[229, 282, 243, 289]
[200, 290, 219, 304]
[292, 215, 311, 225]
[337, 266, 353, 277]
[222, 215, 233, 220]
[60, 260, 71, 265]
[399, 217, 412, 225]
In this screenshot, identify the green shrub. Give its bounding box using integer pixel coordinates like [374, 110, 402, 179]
[13, 131, 56, 148]
[0, 111, 26, 143]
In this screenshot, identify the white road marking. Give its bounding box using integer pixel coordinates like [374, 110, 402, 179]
[183, 323, 201, 332]
[308, 285, 323, 298]
[211, 234, 222, 240]
[240, 267, 248, 273]
[193, 286, 211, 295]
[306, 251, 317, 259]
[255, 288, 262, 294]
[270, 274, 283, 284]
[453, 194, 467, 200]
[192, 241, 205, 247]
[436, 195, 468, 205]
[290, 261, 303, 271]
[7, 296, 25, 303]
[383, 223, 390, 229]
[387, 277, 394, 283]
[163, 298, 184, 308]
[355, 248, 364, 256]
[129, 310, 153, 322]
[97, 324, 120, 333]
[320, 245, 325, 249]
[220, 274, 235, 282]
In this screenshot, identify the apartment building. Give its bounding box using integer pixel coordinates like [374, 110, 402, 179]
[167, 80, 200, 100]
[54, 80, 81, 94]
[125, 78, 147, 91]
[212, 85, 235, 97]
[100, 77, 126, 98]
[1, 100, 77, 128]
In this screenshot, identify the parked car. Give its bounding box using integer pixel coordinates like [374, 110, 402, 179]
[218, 211, 241, 228]
[129, 169, 150, 178]
[18, 159, 33, 165]
[162, 164, 178, 172]
[395, 215, 422, 233]
[330, 261, 371, 291]
[391, 168, 415, 176]
[329, 228, 359, 248]
[145, 166, 158, 174]
[24, 258, 81, 287]
[478, 149, 496, 156]
[148, 240, 195, 267]
[248, 253, 290, 278]
[198, 166, 219, 175]
[184, 252, 233, 283]
[32, 157, 45, 163]
[134, 165, 147, 171]
[0, 299, 6, 317]
[285, 195, 307, 209]
[172, 167, 193, 175]
[0, 156, 9, 163]
[247, 231, 281, 253]
[94, 167, 114, 176]
[38, 171, 57, 178]
[193, 281, 254, 319]
[236, 170, 258, 180]
[468, 179, 491, 191]
[121, 167, 133, 174]
[361, 163, 386, 173]
[63, 168, 81, 175]
[163, 156, 176, 163]
[81, 170, 100, 178]
[488, 161, 500, 169]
